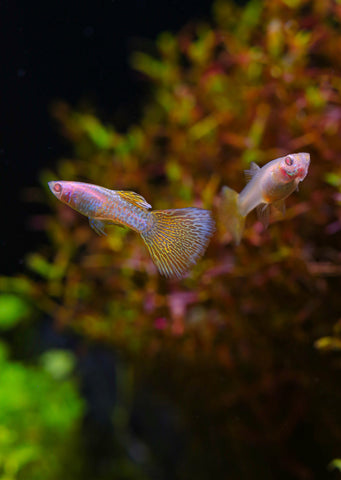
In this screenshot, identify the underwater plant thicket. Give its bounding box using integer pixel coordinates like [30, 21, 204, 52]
[2, 0, 341, 477]
[0, 319, 83, 480]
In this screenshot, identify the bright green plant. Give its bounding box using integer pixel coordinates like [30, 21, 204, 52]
[0, 343, 83, 480]
[0, 292, 84, 480]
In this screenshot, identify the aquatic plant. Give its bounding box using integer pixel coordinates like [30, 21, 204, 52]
[2, 0, 341, 477]
[0, 318, 83, 480]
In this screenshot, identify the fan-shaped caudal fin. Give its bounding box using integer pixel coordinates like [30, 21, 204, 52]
[219, 186, 245, 245]
[140, 208, 215, 279]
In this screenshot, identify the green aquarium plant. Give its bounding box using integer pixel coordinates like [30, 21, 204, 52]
[0, 345, 83, 480]
[0, 294, 83, 480]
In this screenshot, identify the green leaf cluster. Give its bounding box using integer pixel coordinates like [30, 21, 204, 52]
[0, 345, 83, 480]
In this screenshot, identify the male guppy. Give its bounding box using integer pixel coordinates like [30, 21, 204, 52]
[219, 152, 310, 244]
[48, 181, 215, 278]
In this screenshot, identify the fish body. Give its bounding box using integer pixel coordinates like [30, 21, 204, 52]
[48, 181, 215, 278]
[219, 152, 310, 244]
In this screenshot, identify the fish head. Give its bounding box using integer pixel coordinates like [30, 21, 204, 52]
[48, 181, 73, 204]
[277, 152, 310, 184]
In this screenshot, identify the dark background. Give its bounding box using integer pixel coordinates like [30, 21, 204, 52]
[1, 0, 214, 276]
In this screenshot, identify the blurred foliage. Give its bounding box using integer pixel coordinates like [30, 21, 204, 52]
[3, 0, 341, 477]
[0, 343, 83, 480]
[0, 295, 31, 330]
[328, 458, 341, 473]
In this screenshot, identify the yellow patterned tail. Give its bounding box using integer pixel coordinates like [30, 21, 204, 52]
[140, 208, 215, 279]
[219, 186, 245, 245]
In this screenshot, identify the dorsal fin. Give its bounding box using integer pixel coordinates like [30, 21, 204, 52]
[115, 191, 152, 210]
[244, 162, 260, 183]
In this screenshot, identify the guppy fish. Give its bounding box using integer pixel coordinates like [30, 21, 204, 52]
[219, 152, 310, 244]
[48, 181, 215, 278]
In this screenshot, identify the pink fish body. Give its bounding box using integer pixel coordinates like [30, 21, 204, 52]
[219, 152, 310, 244]
[48, 181, 215, 278]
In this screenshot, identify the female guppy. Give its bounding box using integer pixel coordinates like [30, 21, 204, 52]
[48, 181, 215, 278]
[219, 152, 310, 244]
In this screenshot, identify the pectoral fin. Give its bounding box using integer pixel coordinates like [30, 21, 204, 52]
[89, 218, 107, 236]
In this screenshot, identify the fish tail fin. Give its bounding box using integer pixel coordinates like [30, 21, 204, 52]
[219, 186, 245, 245]
[140, 208, 215, 279]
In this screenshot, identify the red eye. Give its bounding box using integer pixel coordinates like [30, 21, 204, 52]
[285, 156, 293, 166]
[54, 183, 62, 193]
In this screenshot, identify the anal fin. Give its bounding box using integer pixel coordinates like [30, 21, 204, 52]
[273, 200, 286, 216]
[256, 204, 271, 228]
[89, 218, 107, 236]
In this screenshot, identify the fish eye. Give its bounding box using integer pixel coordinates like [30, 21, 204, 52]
[53, 183, 62, 193]
[285, 156, 294, 166]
